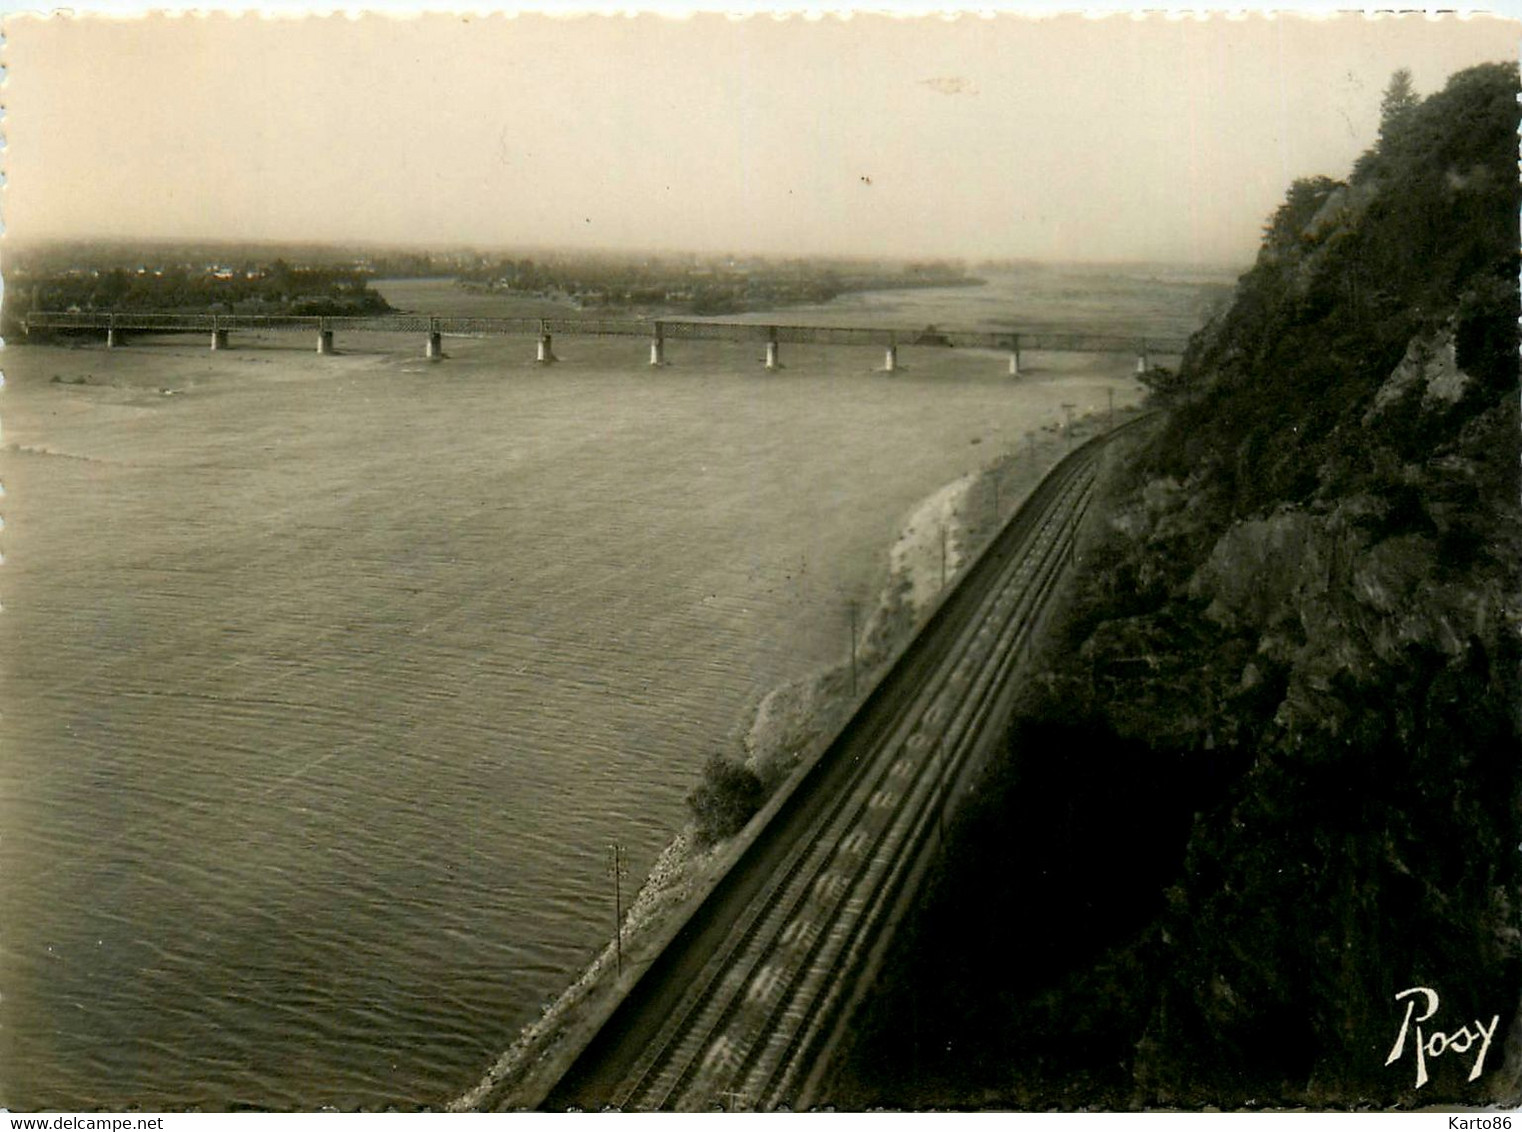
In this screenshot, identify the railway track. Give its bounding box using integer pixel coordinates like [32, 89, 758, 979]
[536, 418, 1146, 1112]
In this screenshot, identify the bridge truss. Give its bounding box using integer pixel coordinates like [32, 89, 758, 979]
[23, 309, 1190, 365]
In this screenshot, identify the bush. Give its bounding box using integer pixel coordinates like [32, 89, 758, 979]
[686, 754, 766, 847]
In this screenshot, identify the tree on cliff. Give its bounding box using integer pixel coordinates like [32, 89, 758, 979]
[1260, 175, 1341, 251]
[1378, 67, 1420, 144]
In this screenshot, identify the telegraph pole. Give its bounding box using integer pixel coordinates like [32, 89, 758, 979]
[940, 524, 948, 591]
[847, 599, 859, 697]
[608, 843, 628, 977]
[1108, 387, 1116, 430]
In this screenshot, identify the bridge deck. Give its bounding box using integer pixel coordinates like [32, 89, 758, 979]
[23, 310, 1190, 356]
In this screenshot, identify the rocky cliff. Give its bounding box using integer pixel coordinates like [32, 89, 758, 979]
[835, 62, 1520, 1109]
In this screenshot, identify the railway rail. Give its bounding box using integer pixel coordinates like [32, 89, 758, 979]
[510, 416, 1151, 1113]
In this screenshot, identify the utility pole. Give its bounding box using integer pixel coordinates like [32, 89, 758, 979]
[940, 524, 948, 591]
[847, 599, 859, 697]
[1108, 387, 1116, 430]
[608, 843, 628, 977]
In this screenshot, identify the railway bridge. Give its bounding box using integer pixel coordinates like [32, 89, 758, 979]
[457, 415, 1153, 1112]
[23, 310, 1188, 375]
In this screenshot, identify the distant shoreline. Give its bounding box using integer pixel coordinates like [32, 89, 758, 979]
[442, 274, 987, 322]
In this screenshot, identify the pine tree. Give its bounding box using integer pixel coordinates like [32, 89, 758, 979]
[1377, 67, 1419, 147]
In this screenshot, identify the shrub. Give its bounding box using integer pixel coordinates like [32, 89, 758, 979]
[686, 754, 766, 847]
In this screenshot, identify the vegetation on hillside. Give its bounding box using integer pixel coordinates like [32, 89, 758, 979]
[837, 63, 1521, 1109]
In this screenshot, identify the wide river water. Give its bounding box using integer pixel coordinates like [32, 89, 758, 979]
[0, 267, 1229, 1109]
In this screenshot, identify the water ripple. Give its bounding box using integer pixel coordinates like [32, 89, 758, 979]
[0, 279, 1161, 1109]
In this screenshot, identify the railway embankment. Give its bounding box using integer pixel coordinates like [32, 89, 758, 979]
[450, 408, 1125, 1111]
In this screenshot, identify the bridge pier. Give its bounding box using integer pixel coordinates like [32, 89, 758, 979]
[23, 312, 1188, 375]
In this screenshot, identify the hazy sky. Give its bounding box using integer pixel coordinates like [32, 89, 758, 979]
[4, 12, 1517, 264]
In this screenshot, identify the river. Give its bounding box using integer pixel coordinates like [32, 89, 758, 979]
[0, 267, 1231, 1109]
